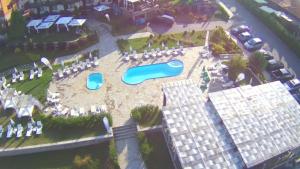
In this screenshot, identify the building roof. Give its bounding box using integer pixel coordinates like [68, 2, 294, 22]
[26, 19, 43, 28]
[162, 80, 244, 169]
[55, 16, 73, 25]
[209, 81, 300, 168]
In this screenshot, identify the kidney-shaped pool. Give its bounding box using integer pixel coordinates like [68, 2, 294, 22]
[87, 73, 104, 90]
[122, 60, 184, 85]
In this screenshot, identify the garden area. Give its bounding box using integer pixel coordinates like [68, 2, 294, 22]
[117, 31, 205, 53]
[210, 27, 242, 56]
[137, 132, 174, 169]
[131, 105, 162, 128]
[0, 109, 112, 148]
[0, 140, 120, 169]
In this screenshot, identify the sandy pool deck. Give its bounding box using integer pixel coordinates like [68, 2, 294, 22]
[49, 46, 209, 126]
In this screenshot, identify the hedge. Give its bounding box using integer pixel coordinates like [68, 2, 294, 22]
[237, 0, 300, 57]
[34, 111, 112, 131]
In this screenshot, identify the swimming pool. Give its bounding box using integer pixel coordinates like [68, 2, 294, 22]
[87, 73, 104, 90]
[122, 60, 184, 85]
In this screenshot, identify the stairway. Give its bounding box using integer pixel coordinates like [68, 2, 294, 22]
[113, 124, 138, 141]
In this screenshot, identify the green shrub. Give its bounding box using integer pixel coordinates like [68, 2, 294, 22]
[34, 112, 112, 131]
[14, 47, 21, 53]
[108, 140, 120, 169]
[131, 105, 162, 127]
[137, 132, 153, 161]
[73, 154, 93, 169]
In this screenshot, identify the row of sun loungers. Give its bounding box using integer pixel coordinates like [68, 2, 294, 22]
[50, 104, 107, 117]
[0, 121, 43, 139]
[11, 71, 25, 83]
[55, 57, 99, 79]
[29, 68, 43, 80]
[123, 46, 185, 62]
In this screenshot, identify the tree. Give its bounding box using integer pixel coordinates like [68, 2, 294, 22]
[226, 55, 248, 81]
[249, 52, 267, 74]
[7, 10, 26, 41]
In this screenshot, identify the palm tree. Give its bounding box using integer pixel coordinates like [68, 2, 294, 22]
[249, 52, 267, 74]
[225, 55, 248, 81]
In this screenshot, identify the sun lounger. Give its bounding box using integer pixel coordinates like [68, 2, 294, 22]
[99, 105, 107, 113]
[57, 69, 64, 79]
[91, 105, 97, 114]
[179, 45, 185, 55]
[156, 48, 162, 57]
[79, 107, 85, 116]
[36, 121, 43, 135]
[93, 57, 99, 66]
[6, 124, 13, 138]
[131, 51, 138, 60]
[29, 70, 35, 80]
[86, 59, 92, 68]
[151, 49, 157, 58]
[37, 68, 43, 78]
[19, 71, 24, 81]
[72, 64, 78, 73]
[26, 123, 33, 137]
[0, 125, 3, 138]
[172, 47, 178, 56]
[165, 47, 172, 56]
[143, 50, 149, 59]
[16, 124, 23, 138]
[12, 73, 17, 83]
[64, 67, 71, 75]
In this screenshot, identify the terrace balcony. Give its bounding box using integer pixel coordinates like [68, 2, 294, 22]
[122, 0, 160, 18]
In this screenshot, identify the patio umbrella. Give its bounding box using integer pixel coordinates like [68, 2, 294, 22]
[161, 42, 165, 48]
[89, 52, 93, 59]
[129, 46, 133, 52]
[4, 96, 18, 110]
[148, 43, 151, 49]
[16, 95, 35, 118]
[236, 73, 245, 82]
[61, 61, 65, 68]
[103, 116, 112, 134]
[10, 119, 15, 126]
[33, 62, 38, 69]
[14, 67, 18, 73]
[177, 41, 180, 46]
[41, 57, 53, 70]
[105, 14, 110, 22]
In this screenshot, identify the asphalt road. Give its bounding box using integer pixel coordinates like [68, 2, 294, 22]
[221, 0, 300, 77]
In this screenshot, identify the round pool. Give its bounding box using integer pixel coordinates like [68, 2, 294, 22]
[87, 73, 104, 90]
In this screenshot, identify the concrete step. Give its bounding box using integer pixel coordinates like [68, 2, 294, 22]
[113, 125, 138, 140]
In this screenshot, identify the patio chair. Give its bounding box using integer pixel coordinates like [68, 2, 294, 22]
[143, 50, 149, 59]
[166, 47, 172, 56]
[93, 57, 99, 66]
[64, 67, 71, 75]
[26, 123, 33, 137]
[19, 71, 25, 81]
[179, 45, 185, 55]
[100, 105, 107, 113]
[29, 70, 35, 80]
[16, 124, 23, 138]
[86, 59, 92, 68]
[0, 125, 3, 138]
[151, 49, 157, 58]
[36, 121, 43, 135]
[57, 69, 64, 79]
[172, 47, 178, 56]
[61, 108, 69, 116]
[70, 109, 79, 117]
[37, 68, 43, 78]
[79, 107, 85, 116]
[72, 64, 78, 73]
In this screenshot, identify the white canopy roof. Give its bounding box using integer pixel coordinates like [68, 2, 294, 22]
[68, 19, 86, 27]
[26, 19, 43, 28]
[127, 0, 140, 3]
[36, 22, 54, 30]
[3, 97, 18, 110]
[44, 14, 60, 22]
[94, 5, 111, 12]
[17, 106, 34, 118]
[55, 16, 73, 25]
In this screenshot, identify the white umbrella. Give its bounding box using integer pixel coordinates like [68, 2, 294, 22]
[162, 42, 165, 48]
[105, 14, 110, 22]
[10, 119, 15, 126]
[129, 46, 133, 52]
[236, 73, 245, 82]
[4, 97, 17, 110]
[14, 67, 18, 73]
[177, 41, 180, 46]
[148, 43, 151, 48]
[61, 61, 65, 68]
[33, 62, 38, 69]
[103, 116, 112, 134]
[89, 52, 93, 59]
[41, 57, 53, 70]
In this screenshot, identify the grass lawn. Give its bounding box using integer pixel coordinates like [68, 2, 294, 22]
[0, 141, 119, 169]
[117, 31, 206, 53]
[140, 132, 174, 169]
[0, 110, 107, 148]
[11, 68, 53, 103]
[131, 105, 162, 128]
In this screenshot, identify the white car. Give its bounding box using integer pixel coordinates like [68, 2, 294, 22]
[244, 38, 263, 51]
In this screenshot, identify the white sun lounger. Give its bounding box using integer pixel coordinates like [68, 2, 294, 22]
[156, 48, 162, 57]
[0, 125, 3, 138]
[6, 125, 13, 138]
[72, 64, 78, 73]
[166, 47, 172, 56]
[29, 70, 35, 80]
[19, 72, 24, 81]
[37, 68, 43, 78]
[58, 69, 64, 79]
[151, 49, 157, 58]
[12, 73, 17, 83]
[91, 105, 97, 114]
[179, 45, 185, 55]
[99, 105, 107, 113]
[64, 67, 71, 75]
[36, 121, 43, 135]
[86, 59, 92, 68]
[16, 124, 23, 138]
[143, 50, 149, 59]
[26, 123, 33, 137]
[172, 47, 178, 56]
[79, 107, 85, 116]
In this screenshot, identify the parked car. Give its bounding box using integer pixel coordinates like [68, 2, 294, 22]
[151, 14, 175, 26]
[271, 68, 294, 82]
[230, 25, 250, 36]
[237, 32, 252, 43]
[258, 49, 274, 60]
[244, 38, 263, 51]
[284, 79, 300, 92]
[266, 59, 284, 71]
[292, 93, 300, 104]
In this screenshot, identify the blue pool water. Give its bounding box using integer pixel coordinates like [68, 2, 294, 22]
[122, 60, 184, 85]
[87, 73, 104, 90]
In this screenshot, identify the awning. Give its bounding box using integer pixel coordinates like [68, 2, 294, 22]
[17, 105, 34, 118]
[44, 14, 60, 22]
[68, 19, 86, 27]
[55, 16, 73, 25]
[26, 19, 43, 28]
[94, 5, 110, 12]
[36, 22, 54, 30]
